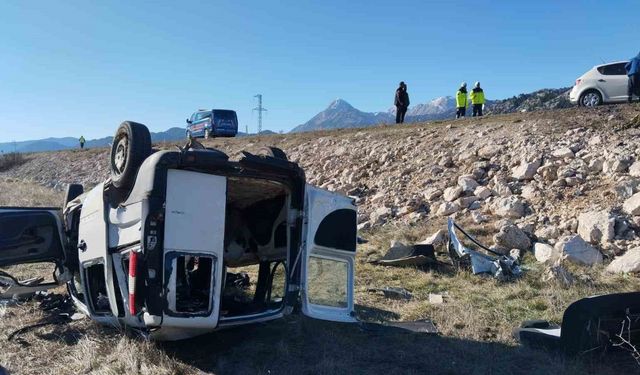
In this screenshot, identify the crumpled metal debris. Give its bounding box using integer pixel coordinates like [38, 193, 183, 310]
[447, 218, 522, 280]
[0, 275, 56, 299]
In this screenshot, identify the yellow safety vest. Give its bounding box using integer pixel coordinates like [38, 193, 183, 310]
[456, 90, 468, 107]
[470, 89, 485, 105]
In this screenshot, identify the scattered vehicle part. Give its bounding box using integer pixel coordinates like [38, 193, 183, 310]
[370, 243, 436, 267]
[7, 293, 76, 344]
[258, 146, 288, 161]
[0, 121, 358, 341]
[447, 218, 522, 280]
[360, 319, 438, 334]
[513, 292, 640, 358]
[428, 293, 444, 304]
[0, 275, 55, 299]
[367, 287, 413, 300]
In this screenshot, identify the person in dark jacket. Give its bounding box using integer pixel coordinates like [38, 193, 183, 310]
[626, 52, 640, 103]
[394, 81, 410, 124]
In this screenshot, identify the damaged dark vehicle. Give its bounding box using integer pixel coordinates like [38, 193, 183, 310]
[0, 122, 357, 340]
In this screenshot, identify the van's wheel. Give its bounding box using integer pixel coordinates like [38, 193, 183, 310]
[580, 90, 602, 107]
[63, 184, 83, 207]
[204, 129, 210, 139]
[258, 146, 288, 161]
[110, 121, 151, 190]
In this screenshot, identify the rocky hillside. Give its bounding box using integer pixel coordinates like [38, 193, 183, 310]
[488, 87, 572, 114]
[4, 104, 640, 273]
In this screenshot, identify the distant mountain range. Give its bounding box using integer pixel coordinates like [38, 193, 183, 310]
[0, 128, 278, 154]
[1, 87, 572, 153]
[291, 87, 571, 132]
[0, 127, 187, 154]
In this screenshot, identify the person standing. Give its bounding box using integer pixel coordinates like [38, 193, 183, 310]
[455, 82, 468, 118]
[625, 52, 640, 103]
[394, 81, 410, 124]
[79, 135, 85, 149]
[470, 82, 485, 117]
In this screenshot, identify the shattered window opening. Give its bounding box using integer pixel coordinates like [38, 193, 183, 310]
[307, 256, 348, 308]
[175, 255, 214, 314]
[85, 263, 111, 314]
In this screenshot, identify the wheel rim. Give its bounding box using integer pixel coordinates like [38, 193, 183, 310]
[113, 136, 128, 175]
[582, 92, 600, 107]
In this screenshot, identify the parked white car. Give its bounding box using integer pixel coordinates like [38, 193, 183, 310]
[569, 61, 635, 107]
[0, 122, 357, 340]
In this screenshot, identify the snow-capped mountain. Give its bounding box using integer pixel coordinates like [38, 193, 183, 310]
[292, 97, 456, 133]
[290, 99, 393, 133]
[291, 88, 572, 133]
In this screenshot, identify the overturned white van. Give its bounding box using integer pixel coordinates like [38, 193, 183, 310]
[0, 122, 357, 340]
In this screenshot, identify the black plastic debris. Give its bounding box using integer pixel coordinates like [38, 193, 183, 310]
[514, 292, 640, 358]
[370, 243, 437, 267]
[367, 287, 413, 300]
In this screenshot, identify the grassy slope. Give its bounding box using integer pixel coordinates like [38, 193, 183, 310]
[2, 107, 640, 373]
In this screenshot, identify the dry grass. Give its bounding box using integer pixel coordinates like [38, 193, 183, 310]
[0, 179, 61, 207]
[2, 179, 640, 374]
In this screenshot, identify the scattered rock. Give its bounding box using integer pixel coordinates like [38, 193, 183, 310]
[551, 147, 574, 159]
[629, 162, 640, 178]
[458, 176, 479, 192]
[437, 201, 460, 216]
[623, 192, 640, 216]
[607, 248, 640, 273]
[577, 210, 615, 245]
[474, 186, 492, 200]
[491, 196, 526, 219]
[419, 229, 447, 249]
[534, 243, 558, 263]
[471, 211, 488, 223]
[494, 224, 531, 251]
[512, 159, 541, 181]
[370, 206, 392, 225]
[443, 186, 463, 202]
[554, 235, 603, 266]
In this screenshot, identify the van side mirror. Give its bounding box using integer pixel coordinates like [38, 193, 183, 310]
[186, 118, 192, 124]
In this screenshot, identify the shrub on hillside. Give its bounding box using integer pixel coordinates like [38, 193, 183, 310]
[0, 152, 25, 172]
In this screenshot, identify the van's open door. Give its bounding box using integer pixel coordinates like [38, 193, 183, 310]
[0, 208, 66, 296]
[0, 208, 65, 267]
[301, 186, 357, 322]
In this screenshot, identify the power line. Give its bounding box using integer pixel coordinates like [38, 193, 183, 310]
[253, 94, 267, 133]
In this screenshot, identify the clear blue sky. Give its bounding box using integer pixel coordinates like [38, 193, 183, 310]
[0, 0, 637, 141]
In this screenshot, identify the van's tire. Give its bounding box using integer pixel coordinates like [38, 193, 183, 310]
[63, 184, 84, 208]
[110, 121, 151, 190]
[579, 90, 602, 107]
[258, 146, 288, 161]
